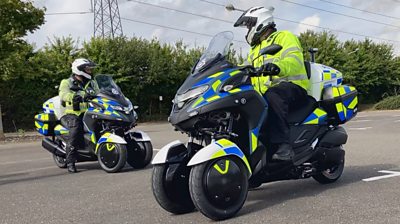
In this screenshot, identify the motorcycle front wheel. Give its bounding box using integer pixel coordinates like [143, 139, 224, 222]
[189, 156, 249, 221]
[97, 143, 127, 173]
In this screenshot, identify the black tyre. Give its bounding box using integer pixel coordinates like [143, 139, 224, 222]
[53, 154, 67, 168]
[97, 143, 127, 173]
[152, 164, 195, 214]
[127, 141, 153, 169]
[189, 156, 249, 221]
[313, 152, 345, 184]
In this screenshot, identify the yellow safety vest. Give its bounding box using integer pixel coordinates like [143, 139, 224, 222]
[59, 77, 97, 116]
[248, 30, 309, 95]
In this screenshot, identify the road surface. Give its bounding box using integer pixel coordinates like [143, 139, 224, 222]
[1, 111, 399, 224]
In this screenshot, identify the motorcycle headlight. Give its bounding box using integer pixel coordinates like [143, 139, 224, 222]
[110, 105, 124, 111]
[174, 85, 209, 107]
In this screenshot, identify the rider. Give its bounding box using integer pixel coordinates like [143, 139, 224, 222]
[59, 58, 97, 173]
[234, 6, 309, 161]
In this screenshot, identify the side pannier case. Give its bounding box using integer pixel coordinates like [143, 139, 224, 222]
[34, 113, 58, 136]
[320, 85, 358, 125]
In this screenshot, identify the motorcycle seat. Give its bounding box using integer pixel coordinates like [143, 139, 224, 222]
[288, 96, 317, 125]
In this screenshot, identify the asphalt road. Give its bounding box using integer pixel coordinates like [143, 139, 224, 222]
[1, 111, 400, 224]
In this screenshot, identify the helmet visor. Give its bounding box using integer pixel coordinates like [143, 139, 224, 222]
[234, 15, 257, 29]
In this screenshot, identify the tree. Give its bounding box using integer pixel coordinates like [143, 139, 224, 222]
[0, 0, 45, 80]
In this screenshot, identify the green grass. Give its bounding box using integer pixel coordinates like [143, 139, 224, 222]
[374, 95, 400, 110]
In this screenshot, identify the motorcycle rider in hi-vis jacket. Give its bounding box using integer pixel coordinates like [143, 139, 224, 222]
[234, 6, 309, 161]
[59, 58, 98, 173]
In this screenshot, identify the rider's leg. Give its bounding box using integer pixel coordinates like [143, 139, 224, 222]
[264, 82, 308, 161]
[61, 114, 84, 173]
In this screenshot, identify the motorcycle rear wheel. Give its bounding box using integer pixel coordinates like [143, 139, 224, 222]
[53, 154, 67, 168]
[313, 151, 345, 184]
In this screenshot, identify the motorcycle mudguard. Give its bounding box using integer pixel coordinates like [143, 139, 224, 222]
[152, 140, 187, 165]
[318, 126, 348, 147]
[95, 132, 127, 153]
[127, 130, 151, 142]
[187, 139, 252, 176]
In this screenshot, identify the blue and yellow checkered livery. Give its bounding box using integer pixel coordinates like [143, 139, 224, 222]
[34, 113, 57, 136]
[321, 85, 358, 125]
[211, 139, 252, 174]
[88, 97, 123, 118]
[302, 108, 328, 125]
[190, 69, 253, 110]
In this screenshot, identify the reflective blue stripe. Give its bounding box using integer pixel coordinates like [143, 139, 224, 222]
[224, 146, 245, 158]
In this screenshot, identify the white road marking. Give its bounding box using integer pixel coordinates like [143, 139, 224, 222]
[348, 127, 372, 130]
[394, 120, 400, 123]
[362, 170, 400, 182]
[393, 115, 400, 117]
[0, 157, 51, 166]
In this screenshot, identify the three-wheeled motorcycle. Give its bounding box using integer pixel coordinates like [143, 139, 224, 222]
[35, 74, 153, 173]
[151, 32, 358, 220]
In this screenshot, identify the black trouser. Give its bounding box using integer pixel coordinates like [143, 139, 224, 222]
[60, 114, 84, 164]
[264, 82, 308, 144]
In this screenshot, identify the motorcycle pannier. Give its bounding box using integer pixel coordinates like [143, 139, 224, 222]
[320, 85, 358, 125]
[34, 113, 58, 136]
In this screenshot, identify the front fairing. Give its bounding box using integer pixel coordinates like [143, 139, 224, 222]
[170, 62, 255, 129]
[88, 96, 137, 123]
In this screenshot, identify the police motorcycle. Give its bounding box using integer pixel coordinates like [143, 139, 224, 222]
[34, 74, 153, 173]
[151, 31, 358, 220]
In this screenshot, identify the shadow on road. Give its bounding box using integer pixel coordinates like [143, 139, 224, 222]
[238, 164, 397, 218]
[76, 162, 154, 173]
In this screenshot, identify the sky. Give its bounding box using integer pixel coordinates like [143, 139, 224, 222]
[27, 0, 400, 56]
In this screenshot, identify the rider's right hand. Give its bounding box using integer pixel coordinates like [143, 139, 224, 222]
[73, 94, 83, 104]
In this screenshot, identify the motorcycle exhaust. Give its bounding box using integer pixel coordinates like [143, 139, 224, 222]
[42, 138, 66, 158]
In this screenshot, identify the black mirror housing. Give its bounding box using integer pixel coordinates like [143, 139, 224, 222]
[259, 44, 283, 56]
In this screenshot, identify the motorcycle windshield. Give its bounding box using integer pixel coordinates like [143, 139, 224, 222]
[193, 31, 234, 74]
[176, 32, 235, 95]
[94, 74, 129, 106]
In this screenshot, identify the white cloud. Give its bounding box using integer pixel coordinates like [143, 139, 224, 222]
[294, 14, 321, 35]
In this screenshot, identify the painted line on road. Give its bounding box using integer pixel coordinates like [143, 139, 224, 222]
[394, 120, 400, 123]
[348, 127, 372, 130]
[0, 157, 51, 166]
[363, 170, 400, 182]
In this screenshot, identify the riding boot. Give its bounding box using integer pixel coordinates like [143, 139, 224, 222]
[272, 143, 294, 161]
[66, 145, 78, 173]
[67, 163, 77, 173]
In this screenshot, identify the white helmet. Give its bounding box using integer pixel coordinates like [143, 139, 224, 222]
[71, 58, 96, 79]
[234, 6, 275, 46]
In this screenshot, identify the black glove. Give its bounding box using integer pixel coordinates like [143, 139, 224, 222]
[72, 94, 83, 111]
[261, 63, 280, 76]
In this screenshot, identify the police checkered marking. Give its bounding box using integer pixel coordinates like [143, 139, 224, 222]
[211, 139, 252, 174]
[303, 108, 328, 125]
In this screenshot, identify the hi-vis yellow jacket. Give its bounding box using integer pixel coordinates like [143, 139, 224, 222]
[59, 76, 97, 116]
[248, 30, 309, 95]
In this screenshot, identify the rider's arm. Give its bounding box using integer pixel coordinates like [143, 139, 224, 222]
[271, 31, 305, 76]
[59, 79, 75, 104]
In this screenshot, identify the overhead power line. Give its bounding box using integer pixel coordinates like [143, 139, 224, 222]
[318, 0, 400, 20]
[280, 0, 400, 29]
[120, 17, 247, 44]
[198, 0, 400, 44]
[45, 11, 92, 15]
